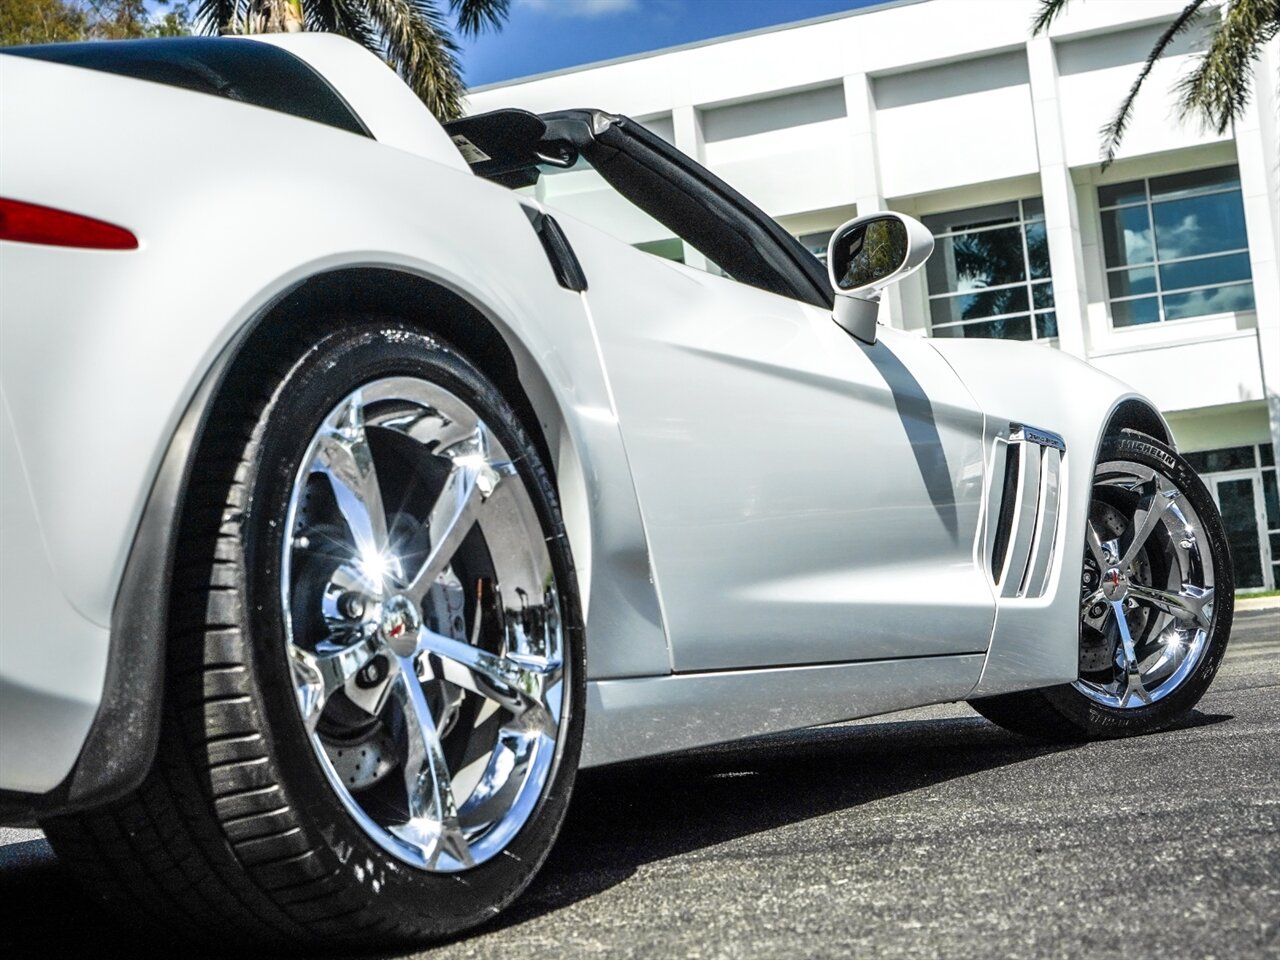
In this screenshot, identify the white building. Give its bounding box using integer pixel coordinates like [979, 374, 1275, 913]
[466, 0, 1280, 591]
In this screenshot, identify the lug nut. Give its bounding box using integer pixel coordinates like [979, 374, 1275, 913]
[1089, 603, 1106, 618]
[356, 654, 388, 689]
[340, 593, 366, 619]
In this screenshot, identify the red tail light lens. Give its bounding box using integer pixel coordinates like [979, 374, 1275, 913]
[0, 198, 138, 250]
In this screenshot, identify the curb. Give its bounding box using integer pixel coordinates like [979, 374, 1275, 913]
[1235, 595, 1280, 612]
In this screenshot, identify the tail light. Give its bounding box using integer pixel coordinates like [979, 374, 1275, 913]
[0, 198, 138, 250]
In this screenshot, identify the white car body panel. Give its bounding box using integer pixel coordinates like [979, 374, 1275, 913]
[583, 653, 985, 767]
[0, 386, 107, 791]
[0, 35, 1163, 797]
[559, 215, 996, 671]
[242, 33, 469, 169]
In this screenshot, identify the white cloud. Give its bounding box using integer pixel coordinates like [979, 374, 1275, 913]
[1164, 283, 1254, 319]
[518, 0, 641, 18]
[1123, 226, 1154, 264]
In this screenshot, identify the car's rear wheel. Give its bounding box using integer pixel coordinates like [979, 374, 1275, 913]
[970, 431, 1233, 740]
[42, 320, 584, 947]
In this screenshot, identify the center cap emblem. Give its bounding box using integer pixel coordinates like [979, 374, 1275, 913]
[380, 595, 421, 656]
[1100, 567, 1127, 602]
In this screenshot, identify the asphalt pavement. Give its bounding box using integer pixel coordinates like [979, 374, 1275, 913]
[2, 610, 1276, 959]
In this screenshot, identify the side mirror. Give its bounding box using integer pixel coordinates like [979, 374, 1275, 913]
[827, 212, 934, 344]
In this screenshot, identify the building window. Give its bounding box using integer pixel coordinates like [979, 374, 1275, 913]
[1099, 164, 1255, 327]
[797, 231, 831, 264]
[634, 238, 685, 263]
[922, 199, 1056, 341]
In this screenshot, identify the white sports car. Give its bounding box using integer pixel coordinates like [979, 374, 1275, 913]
[0, 34, 1233, 946]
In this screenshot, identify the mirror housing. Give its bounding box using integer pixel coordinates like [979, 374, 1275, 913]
[826, 212, 934, 345]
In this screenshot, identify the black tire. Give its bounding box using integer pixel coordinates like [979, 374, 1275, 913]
[42, 320, 585, 948]
[970, 430, 1233, 742]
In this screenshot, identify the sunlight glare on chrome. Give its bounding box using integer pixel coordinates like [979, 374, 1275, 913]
[358, 546, 393, 587]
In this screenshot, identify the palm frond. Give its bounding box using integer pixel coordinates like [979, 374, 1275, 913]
[450, 0, 506, 37]
[1030, 0, 1071, 36]
[194, 0, 243, 32]
[363, 0, 464, 119]
[306, 0, 379, 51]
[1173, 0, 1280, 134]
[1098, 0, 1210, 168]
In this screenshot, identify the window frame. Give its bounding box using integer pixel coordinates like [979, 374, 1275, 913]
[1097, 165, 1255, 329]
[923, 197, 1058, 343]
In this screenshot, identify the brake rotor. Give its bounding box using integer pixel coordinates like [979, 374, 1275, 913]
[324, 726, 398, 792]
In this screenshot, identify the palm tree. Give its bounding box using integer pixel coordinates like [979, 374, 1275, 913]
[197, 0, 509, 119]
[1033, 0, 1279, 167]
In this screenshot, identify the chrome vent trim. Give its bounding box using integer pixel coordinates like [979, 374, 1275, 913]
[986, 423, 1065, 599]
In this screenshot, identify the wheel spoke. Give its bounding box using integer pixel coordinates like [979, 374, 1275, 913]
[389, 669, 473, 868]
[1085, 521, 1110, 570]
[291, 631, 381, 732]
[1109, 600, 1152, 707]
[1118, 476, 1178, 572]
[414, 629, 559, 738]
[1127, 582, 1214, 631]
[403, 445, 516, 601]
[315, 392, 390, 573]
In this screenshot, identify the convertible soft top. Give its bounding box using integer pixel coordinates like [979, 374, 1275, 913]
[446, 107, 834, 309]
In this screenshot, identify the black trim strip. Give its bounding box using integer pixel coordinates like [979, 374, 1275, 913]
[523, 207, 589, 292]
[990, 443, 1022, 584]
[5, 38, 372, 138]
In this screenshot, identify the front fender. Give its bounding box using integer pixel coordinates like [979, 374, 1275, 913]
[927, 338, 1165, 697]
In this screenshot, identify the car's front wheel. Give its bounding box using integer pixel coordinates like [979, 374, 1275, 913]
[43, 320, 584, 947]
[971, 430, 1234, 740]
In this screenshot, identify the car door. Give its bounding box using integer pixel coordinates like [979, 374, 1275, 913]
[553, 216, 996, 672]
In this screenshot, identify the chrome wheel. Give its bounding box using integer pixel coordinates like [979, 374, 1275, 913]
[281, 376, 565, 873]
[1075, 457, 1217, 709]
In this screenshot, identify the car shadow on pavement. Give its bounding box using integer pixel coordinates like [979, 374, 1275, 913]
[0, 709, 1229, 959]
[454, 707, 1232, 946]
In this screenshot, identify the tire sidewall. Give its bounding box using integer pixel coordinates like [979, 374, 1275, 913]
[237, 320, 585, 933]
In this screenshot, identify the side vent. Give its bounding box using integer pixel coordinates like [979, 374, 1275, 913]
[522, 206, 588, 292]
[985, 423, 1065, 599]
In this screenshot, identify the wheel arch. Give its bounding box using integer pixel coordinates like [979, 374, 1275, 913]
[1101, 397, 1173, 447]
[54, 264, 590, 816]
[234, 267, 565, 477]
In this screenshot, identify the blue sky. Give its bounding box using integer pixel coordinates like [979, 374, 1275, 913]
[457, 0, 888, 87]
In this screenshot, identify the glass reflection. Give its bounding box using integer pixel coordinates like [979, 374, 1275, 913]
[1153, 193, 1248, 260]
[1034, 312, 1058, 339]
[833, 217, 908, 291]
[931, 315, 1033, 340]
[1026, 221, 1050, 279]
[923, 197, 1056, 342]
[1164, 284, 1256, 320]
[1159, 252, 1252, 292]
[930, 286, 1029, 326]
[1108, 267, 1157, 298]
[1111, 296, 1160, 327]
[1101, 206, 1153, 266]
[1100, 164, 1255, 326]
